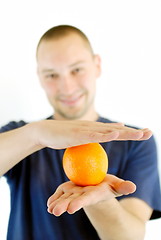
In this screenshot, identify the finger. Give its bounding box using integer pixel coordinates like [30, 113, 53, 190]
[116, 128, 152, 141]
[138, 128, 152, 140]
[67, 190, 96, 214]
[115, 130, 144, 141]
[50, 193, 81, 216]
[106, 175, 136, 195]
[67, 184, 107, 214]
[114, 122, 125, 126]
[80, 125, 152, 142]
[70, 121, 124, 132]
[88, 131, 120, 143]
[102, 124, 152, 140]
[114, 180, 136, 195]
[47, 189, 63, 207]
[47, 181, 77, 207]
[48, 192, 73, 215]
[72, 131, 120, 146]
[79, 121, 124, 130]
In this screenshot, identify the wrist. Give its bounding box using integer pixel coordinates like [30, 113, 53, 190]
[25, 121, 46, 150]
[84, 197, 119, 215]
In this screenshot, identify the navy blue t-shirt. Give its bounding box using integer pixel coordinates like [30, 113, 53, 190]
[1, 116, 161, 240]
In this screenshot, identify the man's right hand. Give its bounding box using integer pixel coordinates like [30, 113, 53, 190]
[35, 119, 152, 149]
[0, 119, 152, 176]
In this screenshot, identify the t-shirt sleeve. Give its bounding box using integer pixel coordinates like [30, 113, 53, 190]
[0, 120, 27, 133]
[117, 135, 161, 219]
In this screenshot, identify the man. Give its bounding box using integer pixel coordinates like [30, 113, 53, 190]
[0, 25, 161, 240]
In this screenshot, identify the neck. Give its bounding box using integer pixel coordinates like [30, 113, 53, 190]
[53, 111, 99, 121]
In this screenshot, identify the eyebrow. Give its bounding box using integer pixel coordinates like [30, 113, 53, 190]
[68, 60, 85, 68]
[41, 69, 56, 73]
[40, 61, 86, 73]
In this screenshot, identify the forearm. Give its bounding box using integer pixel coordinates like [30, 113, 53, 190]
[0, 122, 43, 176]
[84, 198, 145, 240]
[0, 120, 153, 177]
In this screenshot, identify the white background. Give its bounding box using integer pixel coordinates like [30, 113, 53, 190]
[0, 0, 161, 239]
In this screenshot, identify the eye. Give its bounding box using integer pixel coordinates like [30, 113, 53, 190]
[46, 73, 59, 80]
[72, 68, 83, 75]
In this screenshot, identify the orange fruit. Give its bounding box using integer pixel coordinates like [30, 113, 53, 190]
[62, 143, 108, 186]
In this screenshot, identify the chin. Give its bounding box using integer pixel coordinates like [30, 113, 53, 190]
[57, 108, 88, 120]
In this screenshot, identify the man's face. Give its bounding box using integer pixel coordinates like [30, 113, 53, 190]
[37, 33, 101, 120]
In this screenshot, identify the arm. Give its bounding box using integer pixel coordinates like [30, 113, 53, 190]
[84, 197, 152, 240]
[47, 175, 152, 240]
[0, 122, 42, 176]
[0, 119, 152, 176]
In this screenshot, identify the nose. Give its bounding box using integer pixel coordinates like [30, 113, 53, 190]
[60, 75, 77, 95]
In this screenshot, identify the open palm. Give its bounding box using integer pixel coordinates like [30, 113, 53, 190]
[47, 174, 136, 216]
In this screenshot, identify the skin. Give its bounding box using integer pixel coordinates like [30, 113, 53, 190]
[37, 33, 101, 121]
[0, 31, 153, 239]
[0, 120, 151, 176]
[36, 33, 153, 240]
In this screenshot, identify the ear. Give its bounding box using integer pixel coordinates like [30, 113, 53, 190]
[37, 67, 45, 89]
[93, 54, 101, 78]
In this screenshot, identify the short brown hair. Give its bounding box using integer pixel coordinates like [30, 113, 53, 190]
[36, 25, 94, 55]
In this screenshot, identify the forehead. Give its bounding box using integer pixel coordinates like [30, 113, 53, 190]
[37, 34, 92, 57]
[37, 34, 93, 68]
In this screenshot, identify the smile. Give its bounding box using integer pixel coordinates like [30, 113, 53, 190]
[59, 94, 84, 106]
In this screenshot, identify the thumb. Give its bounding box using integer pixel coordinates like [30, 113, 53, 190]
[105, 174, 136, 196]
[115, 180, 136, 195]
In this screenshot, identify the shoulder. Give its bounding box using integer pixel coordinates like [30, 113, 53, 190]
[0, 120, 27, 133]
[97, 116, 114, 123]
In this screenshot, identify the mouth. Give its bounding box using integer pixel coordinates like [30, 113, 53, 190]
[58, 94, 84, 106]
